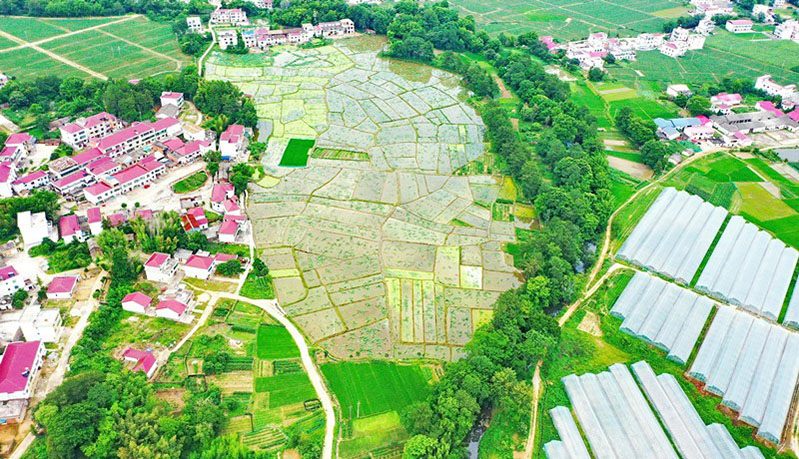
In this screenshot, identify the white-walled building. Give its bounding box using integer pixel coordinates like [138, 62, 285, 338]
[775, 20, 799, 41]
[217, 29, 238, 50]
[210, 8, 248, 25]
[46, 276, 77, 300]
[122, 348, 157, 378]
[17, 211, 57, 248]
[0, 266, 23, 296]
[187, 16, 203, 33]
[755, 74, 797, 99]
[144, 252, 179, 283]
[726, 19, 753, 33]
[667, 84, 692, 98]
[156, 299, 188, 321]
[0, 164, 16, 198]
[87, 207, 103, 236]
[219, 124, 247, 160]
[11, 170, 49, 195]
[0, 340, 44, 422]
[122, 292, 152, 314]
[59, 112, 118, 150]
[160, 92, 184, 110]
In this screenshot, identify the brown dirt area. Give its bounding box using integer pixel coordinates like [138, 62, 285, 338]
[577, 311, 602, 336]
[607, 156, 653, 180]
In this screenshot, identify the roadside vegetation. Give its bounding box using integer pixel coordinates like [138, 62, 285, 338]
[172, 171, 208, 193]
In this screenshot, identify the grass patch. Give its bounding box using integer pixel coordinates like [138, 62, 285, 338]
[278, 138, 315, 167]
[240, 273, 276, 300]
[339, 411, 409, 458]
[172, 171, 207, 193]
[321, 361, 430, 418]
[256, 325, 300, 360]
[254, 372, 316, 407]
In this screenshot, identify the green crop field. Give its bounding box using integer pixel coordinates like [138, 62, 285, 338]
[279, 138, 316, 167]
[450, 0, 683, 39]
[254, 372, 316, 407]
[172, 172, 207, 193]
[610, 30, 799, 86]
[256, 325, 300, 360]
[0, 15, 191, 81]
[321, 361, 431, 418]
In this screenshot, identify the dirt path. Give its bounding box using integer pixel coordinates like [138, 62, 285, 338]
[97, 29, 183, 65]
[0, 15, 139, 54]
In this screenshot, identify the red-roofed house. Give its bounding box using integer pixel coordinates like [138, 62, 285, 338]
[0, 265, 23, 296]
[160, 92, 184, 110]
[151, 117, 182, 139]
[122, 348, 157, 378]
[755, 100, 786, 117]
[4, 133, 35, 157]
[789, 109, 799, 123]
[181, 207, 208, 232]
[107, 212, 127, 227]
[144, 252, 178, 282]
[87, 207, 103, 235]
[122, 292, 153, 314]
[0, 341, 44, 421]
[0, 163, 16, 198]
[171, 140, 212, 165]
[183, 254, 215, 279]
[59, 214, 84, 244]
[96, 118, 177, 157]
[0, 145, 20, 163]
[710, 93, 743, 115]
[135, 209, 153, 221]
[59, 112, 118, 149]
[12, 170, 49, 195]
[222, 199, 241, 216]
[156, 299, 188, 321]
[52, 170, 92, 196]
[211, 183, 235, 212]
[71, 148, 104, 167]
[83, 182, 115, 204]
[218, 219, 240, 243]
[726, 19, 753, 33]
[220, 124, 247, 160]
[47, 276, 78, 299]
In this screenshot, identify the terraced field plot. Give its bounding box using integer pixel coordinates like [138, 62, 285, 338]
[207, 37, 524, 360]
[0, 15, 191, 81]
[450, 0, 684, 39]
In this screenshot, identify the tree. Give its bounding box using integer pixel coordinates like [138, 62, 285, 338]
[252, 258, 269, 277]
[403, 435, 440, 458]
[216, 259, 243, 276]
[587, 67, 604, 81]
[640, 139, 671, 173]
[204, 150, 222, 178]
[230, 163, 254, 195]
[686, 95, 711, 116]
[12, 289, 28, 309]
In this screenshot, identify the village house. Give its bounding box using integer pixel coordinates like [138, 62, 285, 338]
[210, 8, 248, 26]
[4, 133, 35, 158]
[0, 304, 63, 344]
[755, 74, 797, 101]
[775, 20, 799, 41]
[712, 110, 799, 135]
[59, 112, 118, 149]
[96, 117, 181, 157]
[182, 207, 209, 232]
[186, 16, 203, 34]
[211, 183, 235, 212]
[0, 266, 23, 297]
[144, 252, 179, 283]
[183, 253, 235, 280]
[59, 214, 85, 243]
[83, 156, 167, 204]
[122, 292, 152, 314]
[122, 348, 157, 378]
[666, 84, 692, 99]
[17, 211, 57, 248]
[87, 207, 103, 236]
[710, 92, 743, 114]
[0, 164, 16, 198]
[11, 170, 49, 195]
[156, 299, 189, 321]
[46, 276, 78, 300]
[0, 73, 7, 89]
[726, 19, 753, 34]
[219, 124, 247, 160]
[0, 340, 44, 423]
[218, 217, 244, 243]
[217, 29, 238, 50]
[696, 18, 715, 35]
[160, 92, 184, 110]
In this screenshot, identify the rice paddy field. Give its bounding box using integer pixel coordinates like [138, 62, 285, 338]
[208, 36, 527, 361]
[609, 30, 799, 87]
[450, 0, 687, 38]
[0, 15, 192, 81]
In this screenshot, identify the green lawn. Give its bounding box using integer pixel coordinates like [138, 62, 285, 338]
[172, 171, 208, 193]
[279, 138, 315, 167]
[256, 325, 300, 360]
[0, 16, 69, 41]
[321, 361, 431, 418]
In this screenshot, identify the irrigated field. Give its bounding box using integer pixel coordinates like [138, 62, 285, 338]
[0, 15, 192, 81]
[450, 0, 686, 38]
[209, 37, 525, 361]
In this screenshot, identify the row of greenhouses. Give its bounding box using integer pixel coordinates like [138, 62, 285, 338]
[617, 188, 727, 284]
[611, 271, 714, 364]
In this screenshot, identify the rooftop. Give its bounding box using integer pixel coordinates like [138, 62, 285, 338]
[0, 265, 18, 281]
[145, 252, 170, 268]
[123, 292, 152, 308]
[157, 299, 187, 315]
[0, 341, 41, 394]
[47, 276, 77, 294]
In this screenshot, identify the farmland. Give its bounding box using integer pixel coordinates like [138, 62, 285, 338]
[210, 36, 525, 360]
[163, 299, 324, 453]
[610, 30, 799, 87]
[450, 0, 686, 39]
[0, 15, 192, 81]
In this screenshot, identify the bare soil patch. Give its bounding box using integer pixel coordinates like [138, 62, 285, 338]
[607, 156, 653, 180]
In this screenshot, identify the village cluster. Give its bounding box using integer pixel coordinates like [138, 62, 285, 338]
[187, 8, 355, 50]
[653, 74, 799, 157]
[541, 0, 798, 71]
